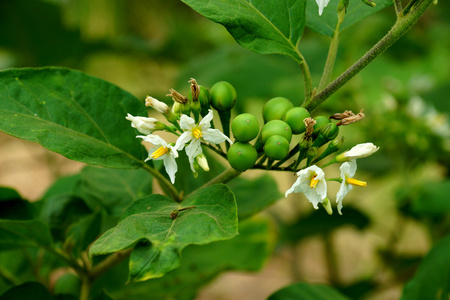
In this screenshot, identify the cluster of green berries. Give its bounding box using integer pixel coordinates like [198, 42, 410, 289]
[227, 96, 346, 172]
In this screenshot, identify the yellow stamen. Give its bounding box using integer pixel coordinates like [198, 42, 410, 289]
[346, 178, 367, 187]
[192, 128, 202, 139]
[310, 175, 319, 188]
[151, 146, 169, 159]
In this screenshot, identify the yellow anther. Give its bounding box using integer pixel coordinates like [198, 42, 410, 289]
[346, 178, 367, 187]
[192, 128, 202, 139]
[310, 175, 319, 188]
[151, 146, 169, 159]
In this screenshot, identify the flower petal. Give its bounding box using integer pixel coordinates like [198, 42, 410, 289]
[199, 109, 214, 131]
[174, 131, 192, 151]
[185, 140, 203, 172]
[137, 134, 168, 147]
[179, 114, 196, 131]
[163, 154, 178, 184]
[202, 128, 232, 144]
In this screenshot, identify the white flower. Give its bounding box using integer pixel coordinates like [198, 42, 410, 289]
[316, 0, 331, 15]
[339, 142, 379, 161]
[145, 96, 170, 114]
[126, 113, 164, 135]
[138, 135, 178, 184]
[174, 109, 232, 172]
[336, 160, 367, 215]
[285, 165, 327, 209]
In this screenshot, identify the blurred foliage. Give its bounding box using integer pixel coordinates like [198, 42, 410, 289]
[0, 0, 449, 299]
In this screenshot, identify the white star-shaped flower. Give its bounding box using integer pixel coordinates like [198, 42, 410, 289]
[174, 109, 232, 172]
[336, 160, 367, 215]
[285, 165, 327, 209]
[316, 0, 331, 15]
[126, 113, 164, 135]
[138, 135, 178, 184]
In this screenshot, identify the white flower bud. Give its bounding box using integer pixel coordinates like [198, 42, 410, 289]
[145, 96, 170, 114]
[338, 142, 379, 161]
[125, 114, 165, 135]
[196, 153, 210, 172]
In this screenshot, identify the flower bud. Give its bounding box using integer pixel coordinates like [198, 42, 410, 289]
[313, 123, 339, 148]
[338, 0, 349, 13]
[196, 153, 210, 172]
[312, 137, 345, 165]
[361, 0, 376, 7]
[145, 96, 170, 114]
[125, 114, 166, 135]
[336, 142, 379, 161]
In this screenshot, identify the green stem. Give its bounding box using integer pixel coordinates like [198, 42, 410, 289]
[317, 11, 344, 91]
[394, 0, 403, 17]
[141, 163, 181, 202]
[299, 55, 313, 102]
[326, 177, 343, 183]
[89, 249, 133, 279]
[79, 277, 92, 300]
[303, 0, 433, 112]
[187, 167, 242, 198]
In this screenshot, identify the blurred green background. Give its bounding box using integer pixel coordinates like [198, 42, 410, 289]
[0, 0, 449, 299]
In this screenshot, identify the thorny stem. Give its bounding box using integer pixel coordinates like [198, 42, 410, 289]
[302, 0, 434, 112]
[141, 163, 181, 202]
[394, 0, 403, 17]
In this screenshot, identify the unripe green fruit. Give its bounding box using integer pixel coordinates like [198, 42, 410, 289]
[231, 113, 260, 142]
[284, 107, 310, 134]
[198, 86, 210, 107]
[210, 81, 237, 111]
[261, 120, 292, 144]
[312, 116, 331, 137]
[264, 135, 289, 160]
[263, 97, 294, 123]
[54, 273, 81, 297]
[227, 142, 257, 171]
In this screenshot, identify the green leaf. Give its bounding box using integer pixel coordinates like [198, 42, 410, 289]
[180, 0, 307, 64]
[229, 174, 281, 219]
[0, 282, 75, 300]
[0, 187, 35, 220]
[101, 217, 273, 300]
[0, 220, 53, 251]
[268, 282, 350, 300]
[306, 0, 393, 37]
[78, 166, 153, 216]
[411, 180, 450, 216]
[89, 184, 238, 282]
[400, 235, 450, 300]
[0, 67, 146, 168]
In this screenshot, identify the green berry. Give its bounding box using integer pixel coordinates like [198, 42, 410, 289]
[284, 107, 310, 134]
[261, 120, 292, 144]
[263, 97, 294, 123]
[312, 116, 331, 138]
[210, 81, 237, 111]
[264, 135, 289, 160]
[227, 142, 257, 171]
[231, 113, 260, 142]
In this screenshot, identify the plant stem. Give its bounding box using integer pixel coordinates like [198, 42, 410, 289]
[89, 249, 133, 279]
[317, 11, 344, 91]
[394, 0, 403, 17]
[141, 163, 181, 202]
[192, 167, 242, 194]
[302, 0, 434, 112]
[298, 53, 313, 102]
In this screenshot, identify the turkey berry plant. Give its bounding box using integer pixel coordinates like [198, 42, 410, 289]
[0, 0, 442, 299]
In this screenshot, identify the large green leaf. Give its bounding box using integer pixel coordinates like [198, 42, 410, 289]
[306, 0, 393, 37]
[0, 187, 35, 220]
[89, 184, 238, 282]
[0, 67, 146, 168]
[107, 217, 273, 300]
[0, 220, 53, 251]
[0, 282, 74, 300]
[229, 174, 281, 219]
[268, 282, 350, 300]
[181, 0, 307, 64]
[78, 166, 153, 216]
[400, 235, 450, 300]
